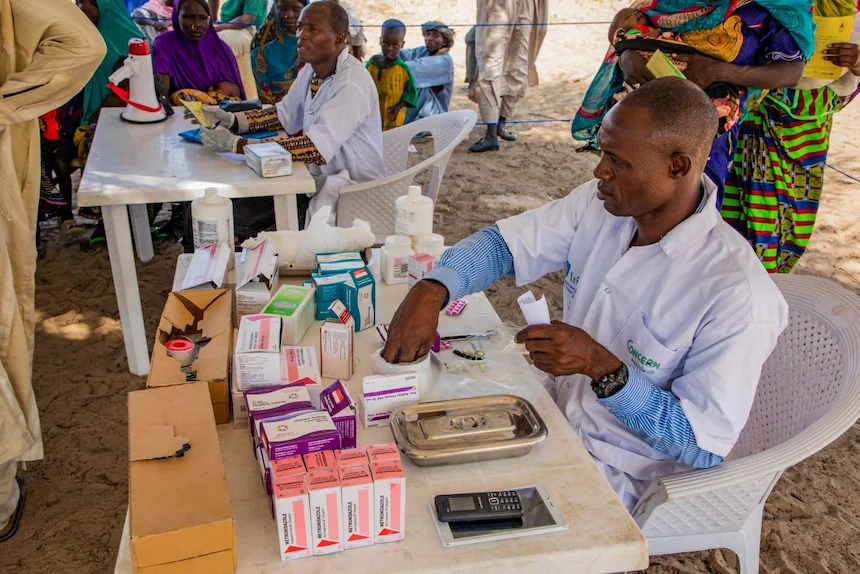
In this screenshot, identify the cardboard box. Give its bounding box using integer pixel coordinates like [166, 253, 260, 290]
[235, 239, 280, 318]
[320, 300, 354, 380]
[313, 268, 376, 332]
[247, 386, 314, 446]
[271, 455, 306, 486]
[321, 380, 357, 449]
[148, 290, 232, 424]
[235, 314, 282, 354]
[370, 459, 406, 543]
[260, 410, 341, 460]
[230, 374, 248, 430]
[318, 259, 367, 275]
[339, 465, 374, 550]
[335, 447, 369, 468]
[233, 314, 283, 391]
[173, 249, 235, 292]
[181, 243, 231, 290]
[366, 442, 401, 464]
[263, 285, 316, 346]
[244, 142, 293, 177]
[303, 450, 337, 472]
[128, 383, 235, 573]
[281, 346, 322, 409]
[273, 475, 313, 561]
[407, 253, 434, 289]
[315, 251, 363, 266]
[308, 470, 344, 555]
[360, 373, 420, 429]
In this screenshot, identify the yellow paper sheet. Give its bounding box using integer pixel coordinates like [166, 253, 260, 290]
[804, 15, 854, 80]
[180, 100, 211, 128]
[647, 49, 686, 80]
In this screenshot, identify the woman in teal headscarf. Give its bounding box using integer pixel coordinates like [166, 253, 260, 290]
[251, 0, 308, 104]
[572, 0, 815, 204]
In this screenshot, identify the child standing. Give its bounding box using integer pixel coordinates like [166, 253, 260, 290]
[366, 19, 418, 130]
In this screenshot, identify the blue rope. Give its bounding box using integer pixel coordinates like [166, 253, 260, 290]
[826, 163, 860, 184]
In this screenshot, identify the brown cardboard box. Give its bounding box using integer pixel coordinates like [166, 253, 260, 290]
[147, 290, 232, 424]
[128, 383, 236, 573]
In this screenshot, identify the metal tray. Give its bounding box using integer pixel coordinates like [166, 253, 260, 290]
[390, 394, 548, 466]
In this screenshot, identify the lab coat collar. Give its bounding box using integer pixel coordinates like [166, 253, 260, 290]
[657, 175, 719, 259]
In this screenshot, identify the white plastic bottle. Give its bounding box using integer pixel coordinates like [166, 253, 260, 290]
[191, 188, 235, 269]
[414, 233, 445, 261]
[381, 235, 414, 285]
[395, 185, 433, 239]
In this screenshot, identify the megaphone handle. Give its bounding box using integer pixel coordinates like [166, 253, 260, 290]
[107, 83, 163, 114]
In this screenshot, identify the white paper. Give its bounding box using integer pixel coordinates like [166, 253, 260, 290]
[517, 290, 551, 325]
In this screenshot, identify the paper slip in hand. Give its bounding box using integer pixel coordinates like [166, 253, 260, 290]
[803, 15, 854, 80]
[517, 290, 551, 326]
[180, 100, 211, 128]
[646, 49, 686, 80]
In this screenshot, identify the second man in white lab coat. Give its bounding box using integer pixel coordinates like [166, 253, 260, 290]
[200, 0, 384, 226]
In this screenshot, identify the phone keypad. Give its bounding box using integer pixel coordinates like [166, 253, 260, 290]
[487, 491, 521, 512]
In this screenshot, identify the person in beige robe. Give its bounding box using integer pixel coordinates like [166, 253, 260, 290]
[0, 0, 105, 541]
[468, 0, 547, 153]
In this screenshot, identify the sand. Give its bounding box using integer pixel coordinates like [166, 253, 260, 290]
[3, 0, 860, 572]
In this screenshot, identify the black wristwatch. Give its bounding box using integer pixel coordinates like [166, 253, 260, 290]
[591, 364, 629, 399]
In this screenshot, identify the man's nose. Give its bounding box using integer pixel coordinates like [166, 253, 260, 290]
[593, 156, 612, 180]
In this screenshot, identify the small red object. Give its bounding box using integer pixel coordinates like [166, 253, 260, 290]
[165, 339, 193, 352]
[127, 38, 150, 56]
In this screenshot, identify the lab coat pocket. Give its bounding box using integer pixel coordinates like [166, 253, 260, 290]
[610, 311, 689, 389]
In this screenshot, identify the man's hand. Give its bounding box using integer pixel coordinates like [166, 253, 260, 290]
[200, 126, 242, 153]
[618, 51, 654, 88]
[516, 320, 622, 380]
[824, 42, 860, 76]
[183, 104, 236, 130]
[672, 53, 726, 89]
[382, 280, 448, 364]
[388, 102, 406, 116]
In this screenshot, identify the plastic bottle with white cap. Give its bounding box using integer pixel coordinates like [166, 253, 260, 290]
[191, 187, 235, 269]
[381, 235, 414, 285]
[395, 185, 433, 240]
[414, 233, 445, 262]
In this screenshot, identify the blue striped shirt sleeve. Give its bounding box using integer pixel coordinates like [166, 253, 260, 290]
[424, 224, 514, 301]
[598, 367, 724, 469]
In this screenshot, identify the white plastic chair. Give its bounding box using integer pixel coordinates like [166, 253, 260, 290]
[632, 274, 860, 573]
[336, 110, 478, 243]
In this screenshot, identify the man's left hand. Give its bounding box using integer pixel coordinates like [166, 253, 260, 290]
[200, 126, 242, 153]
[672, 53, 726, 90]
[516, 320, 623, 380]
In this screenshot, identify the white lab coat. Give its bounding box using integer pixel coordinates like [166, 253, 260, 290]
[276, 48, 384, 222]
[497, 177, 788, 509]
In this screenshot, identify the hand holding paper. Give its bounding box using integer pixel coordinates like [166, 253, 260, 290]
[517, 290, 551, 325]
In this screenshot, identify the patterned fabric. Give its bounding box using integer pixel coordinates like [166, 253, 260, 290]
[169, 88, 242, 105]
[721, 87, 852, 272]
[425, 223, 721, 467]
[251, 1, 306, 104]
[366, 57, 419, 130]
[268, 134, 325, 165]
[240, 101, 325, 165]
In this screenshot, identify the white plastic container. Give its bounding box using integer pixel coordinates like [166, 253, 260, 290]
[395, 185, 433, 238]
[413, 233, 445, 261]
[191, 188, 235, 269]
[381, 235, 413, 285]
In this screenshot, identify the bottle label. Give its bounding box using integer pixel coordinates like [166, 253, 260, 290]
[193, 217, 227, 249]
[393, 257, 408, 279]
[395, 208, 417, 236]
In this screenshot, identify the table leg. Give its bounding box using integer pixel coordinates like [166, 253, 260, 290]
[129, 204, 154, 263]
[273, 195, 299, 231]
[103, 204, 150, 377]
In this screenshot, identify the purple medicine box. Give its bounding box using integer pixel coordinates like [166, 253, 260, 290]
[320, 380, 357, 449]
[260, 410, 341, 460]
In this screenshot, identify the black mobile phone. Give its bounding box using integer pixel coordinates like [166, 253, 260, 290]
[434, 491, 523, 523]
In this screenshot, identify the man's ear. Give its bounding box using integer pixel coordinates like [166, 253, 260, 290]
[669, 152, 692, 180]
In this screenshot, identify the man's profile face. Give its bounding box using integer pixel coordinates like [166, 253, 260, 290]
[297, 4, 342, 64]
[593, 104, 670, 218]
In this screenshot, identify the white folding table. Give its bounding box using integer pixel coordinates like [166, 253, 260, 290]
[113, 282, 649, 573]
[77, 109, 315, 376]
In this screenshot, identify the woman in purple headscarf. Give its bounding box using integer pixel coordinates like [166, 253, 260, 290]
[152, 0, 246, 102]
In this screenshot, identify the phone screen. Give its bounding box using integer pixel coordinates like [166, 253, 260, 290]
[448, 487, 556, 540]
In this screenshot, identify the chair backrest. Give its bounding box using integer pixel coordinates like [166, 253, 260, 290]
[336, 110, 478, 243]
[730, 274, 860, 459]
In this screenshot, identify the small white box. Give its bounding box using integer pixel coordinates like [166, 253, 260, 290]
[244, 142, 293, 178]
[370, 460, 406, 543]
[262, 285, 316, 346]
[233, 353, 282, 391]
[235, 239, 280, 317]
[359, 373, 420, 429]
[231, 375, 248, 430]
[274, 475, 313, 561]
[282, 346, 323, 409]
[235, 314, 282, 354]
[320, 300, 354, 380]
[407, 253, 435, 289]
[339, 465, 374, 549]
[181, 243, 231, 290]
[308, 470, 344, 555]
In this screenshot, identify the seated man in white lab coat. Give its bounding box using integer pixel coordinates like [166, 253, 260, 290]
[199, 0, 384, 227]
[381, 77, 788, 512]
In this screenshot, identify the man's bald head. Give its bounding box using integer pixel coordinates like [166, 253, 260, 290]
[305, 0, 349, 37]
[615, 77, 718, 168]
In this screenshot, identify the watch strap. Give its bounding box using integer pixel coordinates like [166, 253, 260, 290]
[591, 363, 629, 399]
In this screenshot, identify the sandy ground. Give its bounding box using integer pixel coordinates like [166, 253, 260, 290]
[3, 0, 860, 572]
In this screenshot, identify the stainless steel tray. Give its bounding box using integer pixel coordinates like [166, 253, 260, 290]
[390, 395, 548, 466]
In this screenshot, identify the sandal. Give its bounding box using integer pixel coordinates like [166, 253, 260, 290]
[498, 125, 517, 142]
[468, 137, 500, 153]
[0, 478, 25, 543]
[80, 224, 106, 255]
[60, 219, 88, 237]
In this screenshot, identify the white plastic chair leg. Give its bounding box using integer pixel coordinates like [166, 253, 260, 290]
[734, 504, 763, 574]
